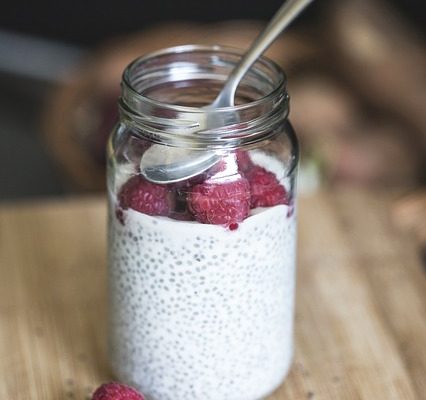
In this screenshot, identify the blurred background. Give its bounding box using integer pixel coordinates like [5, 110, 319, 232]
[0, 0, 424, 245]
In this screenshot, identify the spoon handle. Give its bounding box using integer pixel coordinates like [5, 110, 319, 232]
[216, 0, 315, 106]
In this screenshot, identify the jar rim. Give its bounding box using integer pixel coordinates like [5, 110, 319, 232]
[118, 44, 295, 158]
[122, 44, 287, 114]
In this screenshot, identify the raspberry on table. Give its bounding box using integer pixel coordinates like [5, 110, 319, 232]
[118, 175, 175, 219]
[246, 165, 288, 208]
[187, 177, 250, 226]
[92, 382, 144, 400]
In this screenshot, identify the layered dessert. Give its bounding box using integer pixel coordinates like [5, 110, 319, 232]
[108, 149, 296, 400]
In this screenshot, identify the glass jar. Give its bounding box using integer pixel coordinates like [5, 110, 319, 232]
[107, 45, 298, 400]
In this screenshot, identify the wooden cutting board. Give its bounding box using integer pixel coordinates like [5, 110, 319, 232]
[1, 190, 425, 399]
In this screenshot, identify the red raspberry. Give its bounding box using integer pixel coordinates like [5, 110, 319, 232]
[92, 382, 144, 400]
[246, 166, 288, 208]
[118, 175, 174, 218]
[236, 150, 254, 172]
[187, 178, 250, 226]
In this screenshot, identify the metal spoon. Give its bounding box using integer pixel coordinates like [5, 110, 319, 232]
[141, 0, 314, 184]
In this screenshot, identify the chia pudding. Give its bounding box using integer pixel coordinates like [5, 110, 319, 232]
[108, 150, 297, 400]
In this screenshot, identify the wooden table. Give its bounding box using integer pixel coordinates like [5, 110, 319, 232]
[1, 190, 425, 399]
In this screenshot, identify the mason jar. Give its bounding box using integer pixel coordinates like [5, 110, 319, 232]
[107, 45, 298, 400]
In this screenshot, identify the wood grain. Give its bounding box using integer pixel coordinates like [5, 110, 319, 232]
[0, 191, 425, 399]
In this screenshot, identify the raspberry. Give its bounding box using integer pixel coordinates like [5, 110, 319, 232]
[187, 178, 250, 226]
[246, 166, 288, 208]
[92, 382, 144, 400]
[236, 150, 254, 172]
[118, 175, 174, 218]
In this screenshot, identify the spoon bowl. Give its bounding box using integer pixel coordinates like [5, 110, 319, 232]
[140, 0, 314, 184]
